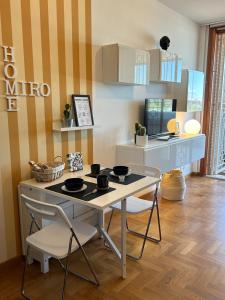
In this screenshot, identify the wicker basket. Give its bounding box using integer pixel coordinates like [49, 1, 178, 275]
[32, 157, 65, 182]
[160, 169, 186, 201]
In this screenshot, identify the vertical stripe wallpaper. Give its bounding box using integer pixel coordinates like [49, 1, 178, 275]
[0, 0, 93, 263]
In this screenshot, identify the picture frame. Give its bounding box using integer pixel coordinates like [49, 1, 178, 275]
[72, 94, 94, 127]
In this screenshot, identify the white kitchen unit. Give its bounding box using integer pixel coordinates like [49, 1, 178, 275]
[172, 69, 205, 112]
[102, 43, 150, 85]
[116, 134, 205, 174]
[149, 49, 182, 83]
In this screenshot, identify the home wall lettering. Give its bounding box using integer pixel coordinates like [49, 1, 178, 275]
[1, 45, 51, 111]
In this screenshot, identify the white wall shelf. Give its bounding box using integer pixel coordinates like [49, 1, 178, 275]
[53, 124, 95, 133]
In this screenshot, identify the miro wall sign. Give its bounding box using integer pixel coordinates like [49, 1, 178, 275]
[1, 45, 51, 112]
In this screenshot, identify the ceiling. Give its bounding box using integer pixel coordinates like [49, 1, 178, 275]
[158, 0, 225, 24]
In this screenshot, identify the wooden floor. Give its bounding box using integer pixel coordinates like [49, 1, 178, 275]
[1, 175, 225, 300]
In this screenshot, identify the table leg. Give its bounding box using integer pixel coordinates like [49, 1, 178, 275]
[98, 210, 104, 238]
[121, 198, 127, 279]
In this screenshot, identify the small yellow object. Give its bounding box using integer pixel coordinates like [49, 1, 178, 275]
[167, 118, 176, 133]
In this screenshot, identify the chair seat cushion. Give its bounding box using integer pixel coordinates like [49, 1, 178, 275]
[26, 220, 97, 259]
[111, 196, 154, 214]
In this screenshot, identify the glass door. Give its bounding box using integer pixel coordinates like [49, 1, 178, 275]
[206, 32, 225, 175]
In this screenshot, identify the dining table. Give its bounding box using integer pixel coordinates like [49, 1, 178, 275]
[18, 165, 160, 279]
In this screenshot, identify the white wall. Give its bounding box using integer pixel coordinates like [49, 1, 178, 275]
[92, 0, 200, 167]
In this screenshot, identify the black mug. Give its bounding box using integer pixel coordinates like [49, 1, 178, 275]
[97, 174, 108, 190]
[91, 163, 100, 175]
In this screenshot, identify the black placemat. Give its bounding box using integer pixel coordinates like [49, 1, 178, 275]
[86, 168, 145, 185]
[45, 180, 115, 201]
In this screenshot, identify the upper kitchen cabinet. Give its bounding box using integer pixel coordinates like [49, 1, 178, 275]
[149, 49, 182, 83]
[173, 69, 205, 112]
[102, 44, 150, 85]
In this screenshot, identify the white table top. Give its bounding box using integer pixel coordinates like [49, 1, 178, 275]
[19, 165, 160, 210]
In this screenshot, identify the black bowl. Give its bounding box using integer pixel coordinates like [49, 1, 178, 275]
[113, 165, 129, 176]
[64, 178, 84, 191]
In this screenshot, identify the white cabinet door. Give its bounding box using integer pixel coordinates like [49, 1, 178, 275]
[116, 146, 144, 166]
[133, 49, 149, 84]
[170, 140, 192, 168]
[160, 51, 177, 82]
[103, 44, 150, 85]
[174, 69, 205, 112]
[144, 145, 172, 173]
[191, 134, 205, 161]
[119, 45, 136, 84]
[149, 49, 182, 83]
[187, 70, 205, 112]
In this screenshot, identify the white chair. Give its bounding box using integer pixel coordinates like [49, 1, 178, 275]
[21, 194, 99, 300]
[107, 164, 161, 260]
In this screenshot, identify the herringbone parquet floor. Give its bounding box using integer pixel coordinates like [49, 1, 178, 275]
[1, 175, 225, 300]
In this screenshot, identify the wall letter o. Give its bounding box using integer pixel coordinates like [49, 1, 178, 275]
[4, 63, 17, 79]
[39, 83, 51, 97]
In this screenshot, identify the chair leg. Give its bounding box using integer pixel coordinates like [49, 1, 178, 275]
[155, 202, 162, 242]
[61, 236, 73, 300]
[58, 258, 99, 285]
[127, 212, 162, 244]
[105, 201, 161, 260]
[21, 245, 31, 300]
[71, 231, 100, 286]
[126, 198, 162, 260]
[126, 206, 161, 243]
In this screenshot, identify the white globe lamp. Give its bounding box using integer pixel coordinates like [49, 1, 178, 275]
[184, 119, 201, 135]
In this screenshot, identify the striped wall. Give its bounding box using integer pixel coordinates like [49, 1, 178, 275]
[0, 0, 93, 263]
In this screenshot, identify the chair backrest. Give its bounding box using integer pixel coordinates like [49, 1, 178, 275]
[21, 194, 72, 229]
[128, 163, 161, 179]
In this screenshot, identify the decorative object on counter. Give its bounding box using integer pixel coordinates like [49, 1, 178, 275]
[167, 119, 180, 135]
[184, 119, 201, 135]
[160, 36, 170, 51]
[167, 118, 176, 133]
[135, 122, 148, 146]
[72, 94, 94, 127]
[113, 165, 128, 176]
[64, 178, 84, 191]
[175, 121, 180, 135]
[91, 163, 100, 175]
[63, 103, 74, 127]
[66, 152, 83, 172]
[160, 169, 186, 201]
[134, 122, 140, 143]
[29, 156, 65, 182]
[97, 174, 109, 190]
[112, 165, 129, 183]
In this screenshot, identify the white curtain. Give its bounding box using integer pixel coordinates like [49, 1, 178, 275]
[207, 33, 225, 174]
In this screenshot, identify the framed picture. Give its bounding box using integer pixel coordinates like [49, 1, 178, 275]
[72, 94, 94, 127]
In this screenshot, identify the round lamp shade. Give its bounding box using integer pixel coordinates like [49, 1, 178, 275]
[167, 118, 176, 133]
[184, 119, 201, 134]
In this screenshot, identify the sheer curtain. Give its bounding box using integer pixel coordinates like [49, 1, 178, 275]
[207, 33, 225, 174]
